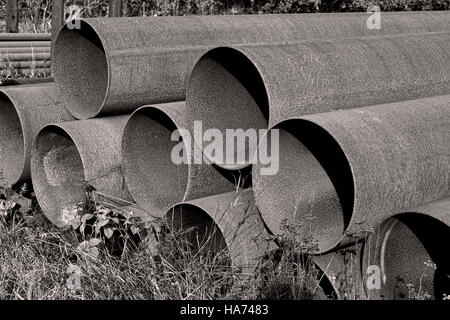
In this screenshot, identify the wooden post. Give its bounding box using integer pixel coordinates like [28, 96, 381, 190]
[109, 0, 122, 17]
[51, 0, 65, 64]
[6, 0, 19, 33]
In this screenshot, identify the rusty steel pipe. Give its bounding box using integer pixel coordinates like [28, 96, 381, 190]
[122, 102, 237, 217]
[362, 198, 450, 300]
[0, 33, 51, 41]
[52, 12, 450, 119]
[0, 84, 73, 185]
[313, 245, 365, 300]
[254, 94, 450, 253]
[187, 31, 450, 169]
[31, 116, 133, 227]
[165, 189, 276, 271]
[0, 47, 51, 54]
[1, 52, 51, 61]
[0, 41, 51, 48]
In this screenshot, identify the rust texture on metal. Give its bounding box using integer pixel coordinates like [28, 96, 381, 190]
[362, 198, 450, 299]
[52, 12, 450, 119]
[166, 190, 277, 271]
[254, 94, 450, 253]
[31, 115, 133, 227]
[187, 31, 450, 169]
[0, 84, 73, 185]
[122, 102, 237, 217]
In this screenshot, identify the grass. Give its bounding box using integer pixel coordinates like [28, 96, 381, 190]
[0, 181, 338, 300]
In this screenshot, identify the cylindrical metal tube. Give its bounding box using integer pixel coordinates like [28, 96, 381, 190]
[187, 31, 450, 169]
[1, 52, 51, 61]
[0, 47, 51, 54]
[5, 60, 51, 69]
[362, 198, 450, 300]
[313, 245, 365, 300]
[31, 116, 133, 227]
[122, 102, 237, 217]
[0, 41, 51, 48]
[53, 12, 450, 119]
[0, 84, 73, 185]
[0, 68, 51, 77]
[254, 94, 450, 253]
[165, 190, 277, 271]
[0, 33, 51, 41]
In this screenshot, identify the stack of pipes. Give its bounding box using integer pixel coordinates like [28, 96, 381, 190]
[1, 11, 450, 299]
[0, 33, 51, 76]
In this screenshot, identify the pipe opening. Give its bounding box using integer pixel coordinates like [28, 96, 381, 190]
[375, 213, 450, 299]
[0, 93, 25, 184]
[255, 119, 353, 252]
[53, 21, 108, 119]
[122, 108, 189, 216]
[32, 126, 86, 227]
[166, 204, 229, 255]
[187, 47, 269, 169]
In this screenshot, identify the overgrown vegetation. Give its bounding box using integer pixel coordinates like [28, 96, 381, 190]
[0, 179, 340, 300]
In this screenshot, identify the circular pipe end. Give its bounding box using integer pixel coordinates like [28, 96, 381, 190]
[186, 47, 269, 170]
[122, 107, 189, 217]
[0, 92, 26, 185]
[53, 21, 108, 119]
[253, 119, 355, 253]
[363, 213, 450, 300]
[31, 125, 86, 227]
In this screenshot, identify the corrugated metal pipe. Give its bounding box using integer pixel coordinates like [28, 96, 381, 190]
[52, 12, 450, 119]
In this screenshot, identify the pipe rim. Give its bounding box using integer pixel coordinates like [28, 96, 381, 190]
[363, 213, 450, 299]
[253, 119, 354, 253]
[122, 106, 190, 217]
[186, 46, 269, 170]
[165, 203, 229, 256]
[53, 19, 110, 120]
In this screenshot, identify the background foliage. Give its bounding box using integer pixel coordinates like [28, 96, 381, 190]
[0, 0, 449, 33]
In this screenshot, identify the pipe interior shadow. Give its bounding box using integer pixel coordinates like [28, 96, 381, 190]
[54, 21, 108, 119]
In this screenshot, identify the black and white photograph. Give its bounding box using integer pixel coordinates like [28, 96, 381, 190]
[0, 0, 450, 312]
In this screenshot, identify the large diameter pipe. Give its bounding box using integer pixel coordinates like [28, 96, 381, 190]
[31, 116, 133, 227]
[253, 94, 450, 253]
[0, 85, 73, 185]
[5, 60, 51, 69]
[122, 102, 237, 217]
[165, 190, 277, 271]
[187, 31, 450, 169]
[52, 12, 450, 120]
[362, 199, 450, 300]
